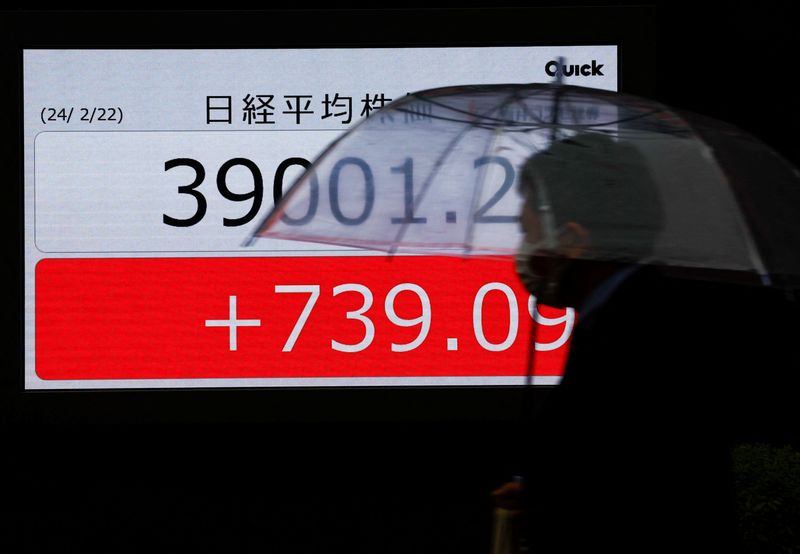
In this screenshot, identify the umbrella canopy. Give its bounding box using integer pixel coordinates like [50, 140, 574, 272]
[251, 83, 800, 289]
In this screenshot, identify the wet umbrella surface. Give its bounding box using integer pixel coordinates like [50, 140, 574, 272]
[252, 83, 800, 292]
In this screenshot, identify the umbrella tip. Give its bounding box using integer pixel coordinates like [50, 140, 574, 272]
[554, 56, 566, 85]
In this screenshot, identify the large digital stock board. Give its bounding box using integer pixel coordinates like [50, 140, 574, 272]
[23, 46, 617, 389]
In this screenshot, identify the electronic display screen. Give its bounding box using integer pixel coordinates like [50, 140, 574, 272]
[23, 46, 617, 389]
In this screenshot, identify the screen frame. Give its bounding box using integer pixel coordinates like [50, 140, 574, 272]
[4, 7, 657, 424]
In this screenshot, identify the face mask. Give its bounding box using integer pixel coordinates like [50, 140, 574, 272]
[514, 236, 572, 308]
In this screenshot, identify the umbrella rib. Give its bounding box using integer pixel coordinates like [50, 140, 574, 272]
[461, 89, 535, 254]
[409, 109, 687, 135]
[247, 114, 368, 244]
[409, 85, 553, 127]
[389, 91, 526, 254]
[393, 106, 547, 129]
[395, 102, 689, 138]
[462, 105, 514, 254]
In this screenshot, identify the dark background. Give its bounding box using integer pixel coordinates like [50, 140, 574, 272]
[2, 5, 798, 553]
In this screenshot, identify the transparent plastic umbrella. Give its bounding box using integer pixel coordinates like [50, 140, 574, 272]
[251, 83, 800, 290]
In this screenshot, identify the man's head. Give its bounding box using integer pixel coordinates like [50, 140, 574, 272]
[515, 132, 664, 307]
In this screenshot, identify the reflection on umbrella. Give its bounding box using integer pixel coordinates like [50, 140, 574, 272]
[251, 83, 800, 290]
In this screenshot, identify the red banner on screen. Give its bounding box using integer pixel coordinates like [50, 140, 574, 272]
[35, 256, 572, 381]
